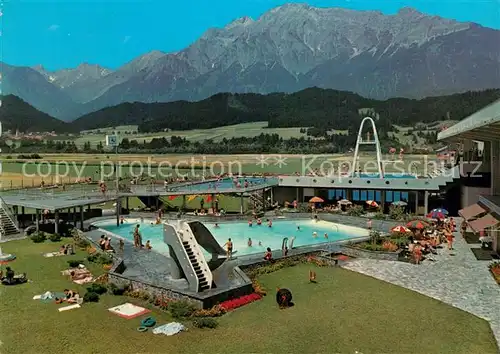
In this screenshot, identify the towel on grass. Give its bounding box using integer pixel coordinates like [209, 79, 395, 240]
[43, 252, 64, 258]
[152, 322, 186, 336]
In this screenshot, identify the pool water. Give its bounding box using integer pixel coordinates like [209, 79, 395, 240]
[358, 173, 415, 179]
[99, 219, 367, 258]
[171, 177, 276, 192]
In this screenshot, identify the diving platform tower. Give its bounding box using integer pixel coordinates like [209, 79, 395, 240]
[350, 117, 385, 178]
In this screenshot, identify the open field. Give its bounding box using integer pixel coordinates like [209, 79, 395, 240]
[67, 122, 329, 146]
[0, 238, 496, 354]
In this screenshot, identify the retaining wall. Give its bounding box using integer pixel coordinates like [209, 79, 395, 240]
[340, 245, 401, 261]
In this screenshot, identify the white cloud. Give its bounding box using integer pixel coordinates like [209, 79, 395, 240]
[47, 24, 60, 31]
[123, 35, 131, 43]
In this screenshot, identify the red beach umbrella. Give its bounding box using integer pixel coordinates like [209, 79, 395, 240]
[391, 225, 411, 233]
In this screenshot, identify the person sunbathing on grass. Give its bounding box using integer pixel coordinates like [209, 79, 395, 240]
[70, 270, 92, 281]
[56, 289, 80, 304]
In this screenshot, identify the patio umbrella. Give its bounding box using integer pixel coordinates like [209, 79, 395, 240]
[0, 247, 16, 271]
[366, 200, 378, 207]
[429, 208, 448, 216]
[309, 197, 324, 203]
[427, 211, 445, 219]
[391, 225, 411, 233]
[392, 201, 407, 207]
[337, 199, 352, 205]
[406, 220, 429, 229]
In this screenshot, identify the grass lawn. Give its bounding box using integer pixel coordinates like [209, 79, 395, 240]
[1, 239, 497, 354]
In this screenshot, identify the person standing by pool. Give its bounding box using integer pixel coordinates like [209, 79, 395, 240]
[367, 219, 372, 230]
[99, 235, 106, 250]
[224, 238, 233, 259]
[133, 225, 142, 248]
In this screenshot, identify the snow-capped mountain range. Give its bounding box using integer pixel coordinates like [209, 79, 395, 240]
[2, 4, 499, 120]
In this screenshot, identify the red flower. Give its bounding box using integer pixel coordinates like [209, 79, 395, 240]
[220, 293, 262, 311]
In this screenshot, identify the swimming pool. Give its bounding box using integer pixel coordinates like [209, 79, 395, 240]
[169, 177, 277, 193]
[97, 219, 368, 258]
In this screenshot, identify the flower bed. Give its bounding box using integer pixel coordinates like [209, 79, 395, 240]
[219, 293, 262, 311]
[489, 262, 500, 285]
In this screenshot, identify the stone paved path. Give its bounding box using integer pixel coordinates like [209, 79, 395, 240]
[341, 230, 500, 349]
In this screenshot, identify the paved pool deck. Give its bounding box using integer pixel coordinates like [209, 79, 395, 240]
[341, 224, 500, 349]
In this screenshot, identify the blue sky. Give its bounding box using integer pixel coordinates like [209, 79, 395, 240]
[1, 0, 499, 71]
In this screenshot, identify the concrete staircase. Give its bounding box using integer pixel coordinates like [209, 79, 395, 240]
[0, 197, 20, 239]
[163, 221, 213, 292]
[248, 188, 271, 213]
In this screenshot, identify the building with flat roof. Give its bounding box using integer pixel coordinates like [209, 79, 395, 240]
[438, 98, 500, 253]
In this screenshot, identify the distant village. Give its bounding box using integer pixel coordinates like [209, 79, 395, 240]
[2, 129, 70, 141]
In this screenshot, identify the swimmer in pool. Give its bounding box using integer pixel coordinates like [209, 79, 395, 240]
[258, 241, 262, 246]
[215, 223, 220, 228]
[297, 226, 300, 231]
[324, 233, 328, 239]
[248, 238, 252, 247]
[248, 220, 253, 227]
[313, 232, 318, 238]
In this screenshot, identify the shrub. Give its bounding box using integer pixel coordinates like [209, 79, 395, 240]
[48, 233, 62, 242]
[192, 305, 226, 318]
[67, 260, 84, 268]
[17, 153, 42, 159]
[87, 254, 98, 263]
[382, 241, 399, 252]
[252, 280, 267, 296]
[369, 230, 382, 245]
[169, 300, 197, 319]
[389, 205, 406, 221]
[373, 211, 386, 220]
[126, 289, 150, 301]
[98, 254, 113, 265]
[152, 295, 170, 310]
[489, 262, 500, 275]
[75, 238, 90, 249]
[87, 283, 108, 295]
[30, 232, 46, 243]
[83, 291, 100, 303]
[297, 203, 310, 213]
[347, 205, 364, 217]
[192, 317, 218, 329]
[108, 283, 128, 296]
